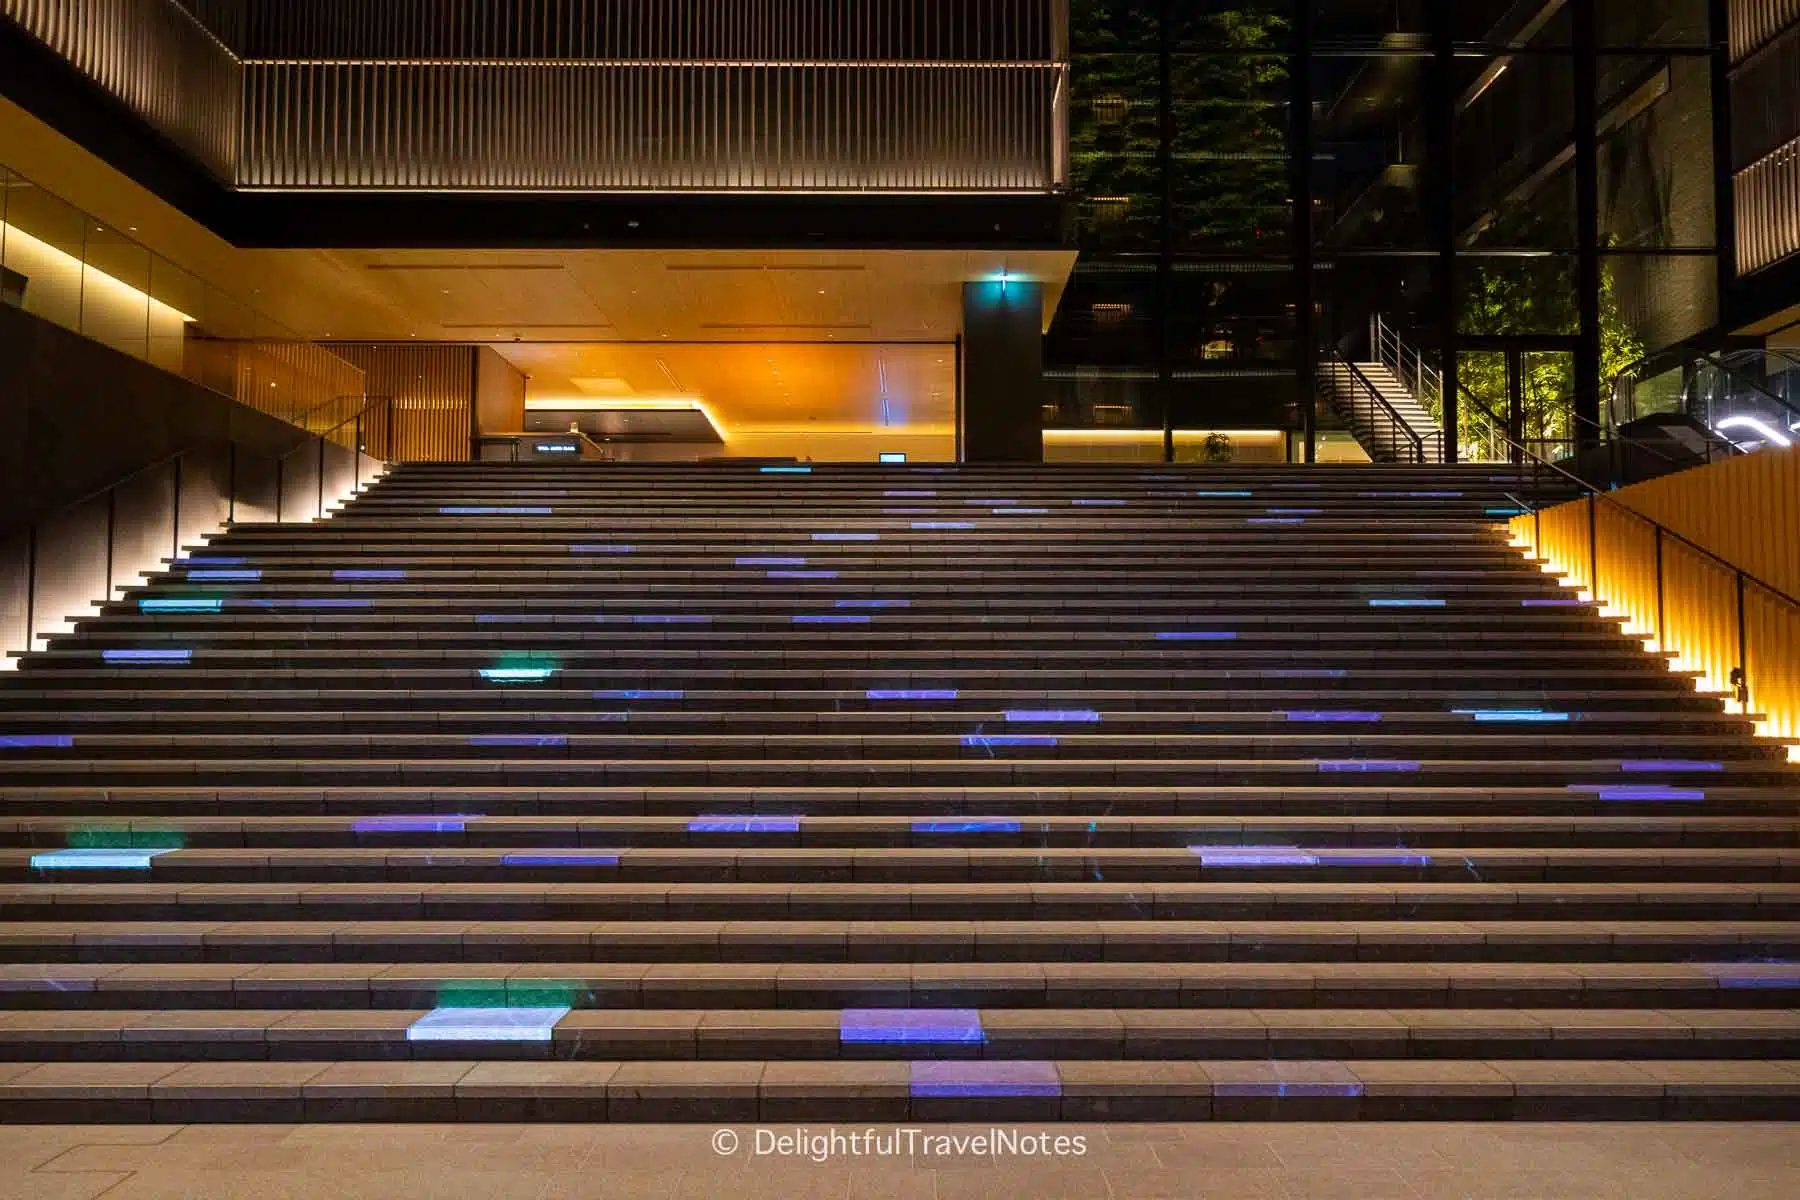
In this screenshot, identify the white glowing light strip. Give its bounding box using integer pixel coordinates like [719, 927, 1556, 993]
[1715, 416, 1794, 448]
[0, 222, 196, 323]
[526, 395, 729, 439]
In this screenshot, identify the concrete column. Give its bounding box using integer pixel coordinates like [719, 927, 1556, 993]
[960, 279, 1044, 463]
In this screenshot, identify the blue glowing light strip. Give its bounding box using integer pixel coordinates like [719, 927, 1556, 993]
[1268, 508, 1323, 515]
[102, 649, 192, 663]
[813, 532, 879, 542]
[1620, 760, 1724, 772]
[186, 570, 260, 581]
[841, 1009, 985, 1044]
[909, 1061, 1060, 1098]
[687, 816, 802, 833]
[501, 853, 620, 866]
[837, 599, 910, 609]
[794, 614, 869, 624]
[1196, 491, 1253, 497]
[334, 570, 405, 580]
[867, 689, 958, 701]
[963, 735, 1057, 747]
[479, 668, 556, 683]
[1718, 976, 1800, 989]
[353, 815, 481, 833]
[1522, 598, 1587, 607]
[0, 735, 73, 748]
[140, 599, 222, 613]
[571, 545, 634, 554]
[186, 556, 245, 565]
[1261, 669, 1349, 679]
[739, 557, 807, 566]
[1285, 712, 1381, 722]
[1487, 508, 1529, 516]
[1004, 710, 1100, 723]
[468, 735, 568, 748]
[30, 848, 174, 870]
[1457, 710, 1572, 722]
[1370, 599, 1446, 608]
[886, 490, 936, 497]
[770, 571, 840, 580]
[993, 508, 1049, 515]
[1073, 499, 1127, 506]
[913, 522, 975, 530]
[440, 507, 552, 515]
[912, 821, 1021, 833]
[1575, 785, 1707, 801]
[1318, 760, 1421, 772]
[761, 466, 812, 474]
[1156, 631, 1237, 641]
[1248, 518, 1305, 525]
[406, 1006, 571, 1042]
[1190, 845, 1318, 867]
[594, 690, 683, 701]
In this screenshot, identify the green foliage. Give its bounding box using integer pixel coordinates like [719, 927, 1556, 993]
[1203, 431, 1235, 463]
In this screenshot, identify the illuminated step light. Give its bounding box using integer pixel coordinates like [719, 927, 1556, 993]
[1719, 976, 1800, 989]
[886, 490, 937, 498]
[879, 453, 908, 464]
[1454, 709, 1572, 722]
[1369, 599, 1446, 608]
[794, 614, 870, 624]
[1308, 849, 1433, 867]
[813, 533, 879, 542]
[688, 815, 802, 833]
[1620, 759, 1724, 772]
[909, 1060, 1060, 1098]
[0, 735, 74, 748]
[102, 649, 192, 664]
[334, 569, 405, 580]
[594, 690, 683, 701]
[440, 507, 553, 515]
[352, 815, 481, 834]
[1196, 491, 1253, 498]
[842, 1009, 985, 1045]
[1248, 518, 1305, 525]
[467, 735, 568, 748]
[962, 735, 1057, 748]
[571, 544, 635, 554]
[912, 820, 1022, 834]
[1261, 668, 1349, 679]
[993, 508, 1049, 515]
[480, 667, 557, 684]
[293, 599, 371, 609]
[1190, 845, 1319, 867]
[1571, 784, 1707, 802]
[186, 569, 260, 581]
[761, 466, 812, 474]
[406, 1006, 570, 1043]
[632, 615, 712, 624]
[186, 556, 246, 565]
[501, 852, 620, 867]
[867, 689, 958, 701]
[770, 571, 839, 580]
[1317, 760, 1421, 772]
[1155, 631, 1237, 641]
[1267, 508, 1323, 515]
[1284, 712, 1381, 722]
[1486, 508, 1529, 517]
[1073, 499, 1127, 506]
[1522, 599, 1587, 607]
[739, 557, 808, 567]
[913, 522, 975, 530]
[1003, 710, 1100, 723]
[31, 848, 174, 870]
[140, 599, 222, 613]
[837, 599, 910, 609]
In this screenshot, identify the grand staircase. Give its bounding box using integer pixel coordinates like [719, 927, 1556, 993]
[1, 462, 1797, 1123]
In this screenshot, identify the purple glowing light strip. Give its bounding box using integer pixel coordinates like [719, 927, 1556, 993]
[687, 815, 802, 833]
[354, 815, 482, 833]
[739, 557, 808, 566]
[501, 852, 621, 866]
[1318, 760, 1421, 773]
[1284, 711, 1381, 722]
[1156, 631, 1237, 641]
[1574, 785, 1707, 802]
[1190, 845, 1319, 867]
[0, 734, 74, 748]
[1620, 760, 1724, 772]
[909, 1060, 1060, 1098]
[913, 521, 975, 530]
[841, 1009, 984, 1044]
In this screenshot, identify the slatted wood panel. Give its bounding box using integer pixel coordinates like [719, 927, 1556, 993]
[1, 0, 240, 179]
[1737, 137, 1800, 274]
[1511, 447, 1800, 741]
[332, 345, 474, 464]
[1730, 0, 1800, 63]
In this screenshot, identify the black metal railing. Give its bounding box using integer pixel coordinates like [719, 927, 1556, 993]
[1320, 352, 1430, 463]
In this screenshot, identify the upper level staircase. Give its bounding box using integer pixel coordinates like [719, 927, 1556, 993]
[0, 463, 1796, 1123]
[1320, 358, 1445, 463]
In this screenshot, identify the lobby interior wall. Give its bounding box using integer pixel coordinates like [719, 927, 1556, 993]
[475, 346, 526, 435]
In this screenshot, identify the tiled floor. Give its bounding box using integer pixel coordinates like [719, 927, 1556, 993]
[4, 1122, 1798, 1199]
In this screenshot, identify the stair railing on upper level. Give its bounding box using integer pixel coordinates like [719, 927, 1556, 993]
[1474, 391, 1800, 742]
[1320, 351, 1434, 464]
[1370, 312, 1444, 417]
[1612, 344, 1800, 445]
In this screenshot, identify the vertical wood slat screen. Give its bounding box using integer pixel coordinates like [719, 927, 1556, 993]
[331, 345, 473, 464]
[1736, 136, 1800, 274]
[1508, 447, 1800, 743]
[0, 0, 240, 180]
[1730, 0, 1800, 63]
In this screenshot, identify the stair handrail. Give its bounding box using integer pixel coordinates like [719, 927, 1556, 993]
[1612, 344, 1800, 432]
[1462, 381, 1800, 713]
[1370, 312, 1444, 417]
[1322, 351, 1429, 464]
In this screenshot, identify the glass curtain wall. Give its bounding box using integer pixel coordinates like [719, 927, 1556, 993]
[1051, 0, 1724, 464]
